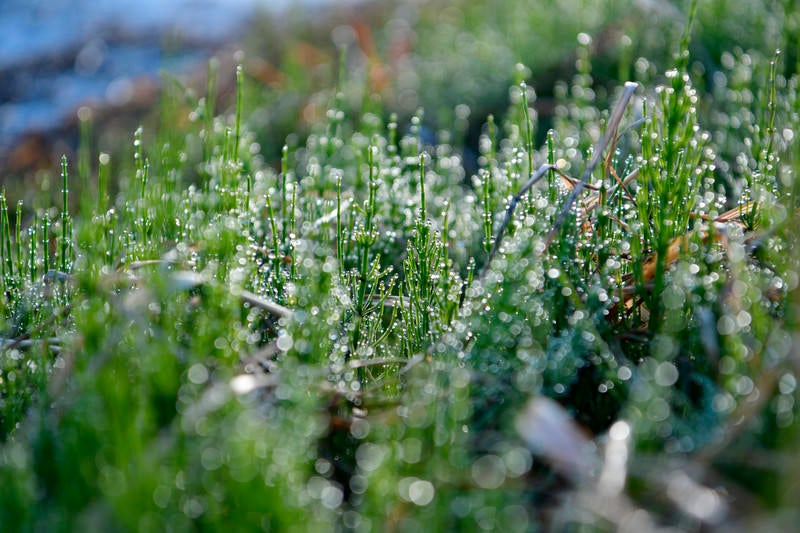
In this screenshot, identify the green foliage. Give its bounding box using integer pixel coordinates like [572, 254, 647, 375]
[1, 0, 799, 530]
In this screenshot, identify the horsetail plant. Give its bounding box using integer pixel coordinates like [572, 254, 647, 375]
[15, 202, 22, 280]
[1, 2, 799, 530]
[60, 155, 70, 274]
[0, 194, 11, 286]
[234, 64, 244, 165]
[351, 144, 380, 361]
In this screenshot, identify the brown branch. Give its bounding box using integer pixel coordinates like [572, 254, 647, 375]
[478, 163, 556, 280]
[545, 82, 639, 250]
[240, 290, 293, 320]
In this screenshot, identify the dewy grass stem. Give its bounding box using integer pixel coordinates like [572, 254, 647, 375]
[15, 201, 22, 279]
[0, 194, 9, 284]
[487, 114, 497, 168]
[336, 173, 344, 276]
[481, 169, 492, 253]
[547, 129, 556, 205]
[352, 145, 379, 362]
[520, 82, 535, 180]
[60, 155, 70, 273]
[281, 145, 289, 247]
[29, 214, 37, 283]
[97, 153, 110, 214]
[419, 153, 426, 218]
[234, 65, 243, 165]
[266, 193, 282, 289]
[42, 213, 49, 275]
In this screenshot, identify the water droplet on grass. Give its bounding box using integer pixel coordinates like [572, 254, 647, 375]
[408, 479, 435, 506]
[779, 373, 797, 394]
[654, 362, 679, 387]
[321, 485, 344, 509]
[188, 363, 208, 385]
[472, 454, 506, 489]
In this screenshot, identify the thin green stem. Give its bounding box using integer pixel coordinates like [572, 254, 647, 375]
[61, 155, 70, 273]
[234, 64, 243, 164]
[15, 201, 23, 279]
[520, 82, 535, 180]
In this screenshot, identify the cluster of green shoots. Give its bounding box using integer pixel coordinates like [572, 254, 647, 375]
[0, 7, 799, 531]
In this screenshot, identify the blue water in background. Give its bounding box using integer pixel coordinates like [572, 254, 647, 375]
[0, 0, 326, 151]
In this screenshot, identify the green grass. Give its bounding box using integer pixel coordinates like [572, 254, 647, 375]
[1, 0, 799, 530]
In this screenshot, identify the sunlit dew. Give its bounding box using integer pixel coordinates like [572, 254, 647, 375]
[350, 418, 370, 439]
[712, 392, 736, 414]
[472, 455, 507, 489]
[503, 448, 533, 477]
[717, 314, 737, 336]
[187, 363, 209, 385]
[617, 366, 633, 381]
[779, 373, 797, 394]
[349, 475, 368, 495]
[408, 479, 435, 506]
[356, 443, 386, 472]
[654, 362, 679, 387]
[646, 397, 671, 422]
[734, 375, 755, 396]
[321, 485, 344, 510]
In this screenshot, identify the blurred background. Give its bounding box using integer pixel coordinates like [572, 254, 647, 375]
[0, 0, 343, 175]
[0, 0, 794, 180]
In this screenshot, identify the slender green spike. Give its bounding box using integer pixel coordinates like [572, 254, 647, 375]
[352, 145, 379, 364]
[387, 113, 398, 156]
[107, 209, 117, 267]
[481, 169, 493, 253]
[0, 193, 7, 282]
[676, 0, 699, 72]
[97, 153, 110, 214]
[487, 113, 496, 167]
[337, 173, 343, 276]
[266, 193, 281, 289]
[547, 129, 556, 202]
[419, 153, 426, 219]
[15, 201, 22, 278]
[246, 174, 252, 211]
[140, 159, 149, 201]
[133, 127, 144, 174]
[520, 82, 534, 179]
[4, 197, 11, 282]
[42, 213, 49, 275]
[61, 155, 70, 273]
[234, 64, 243, 164]
[223, 127, 232, 165]
[289, 183, 296, 281]
[441, 200, 450, 274]
[281, 145, 288, 246]
[289, 180, 296, 239]
[29, 213, 37, 282]
[764, 49, 780, 170]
